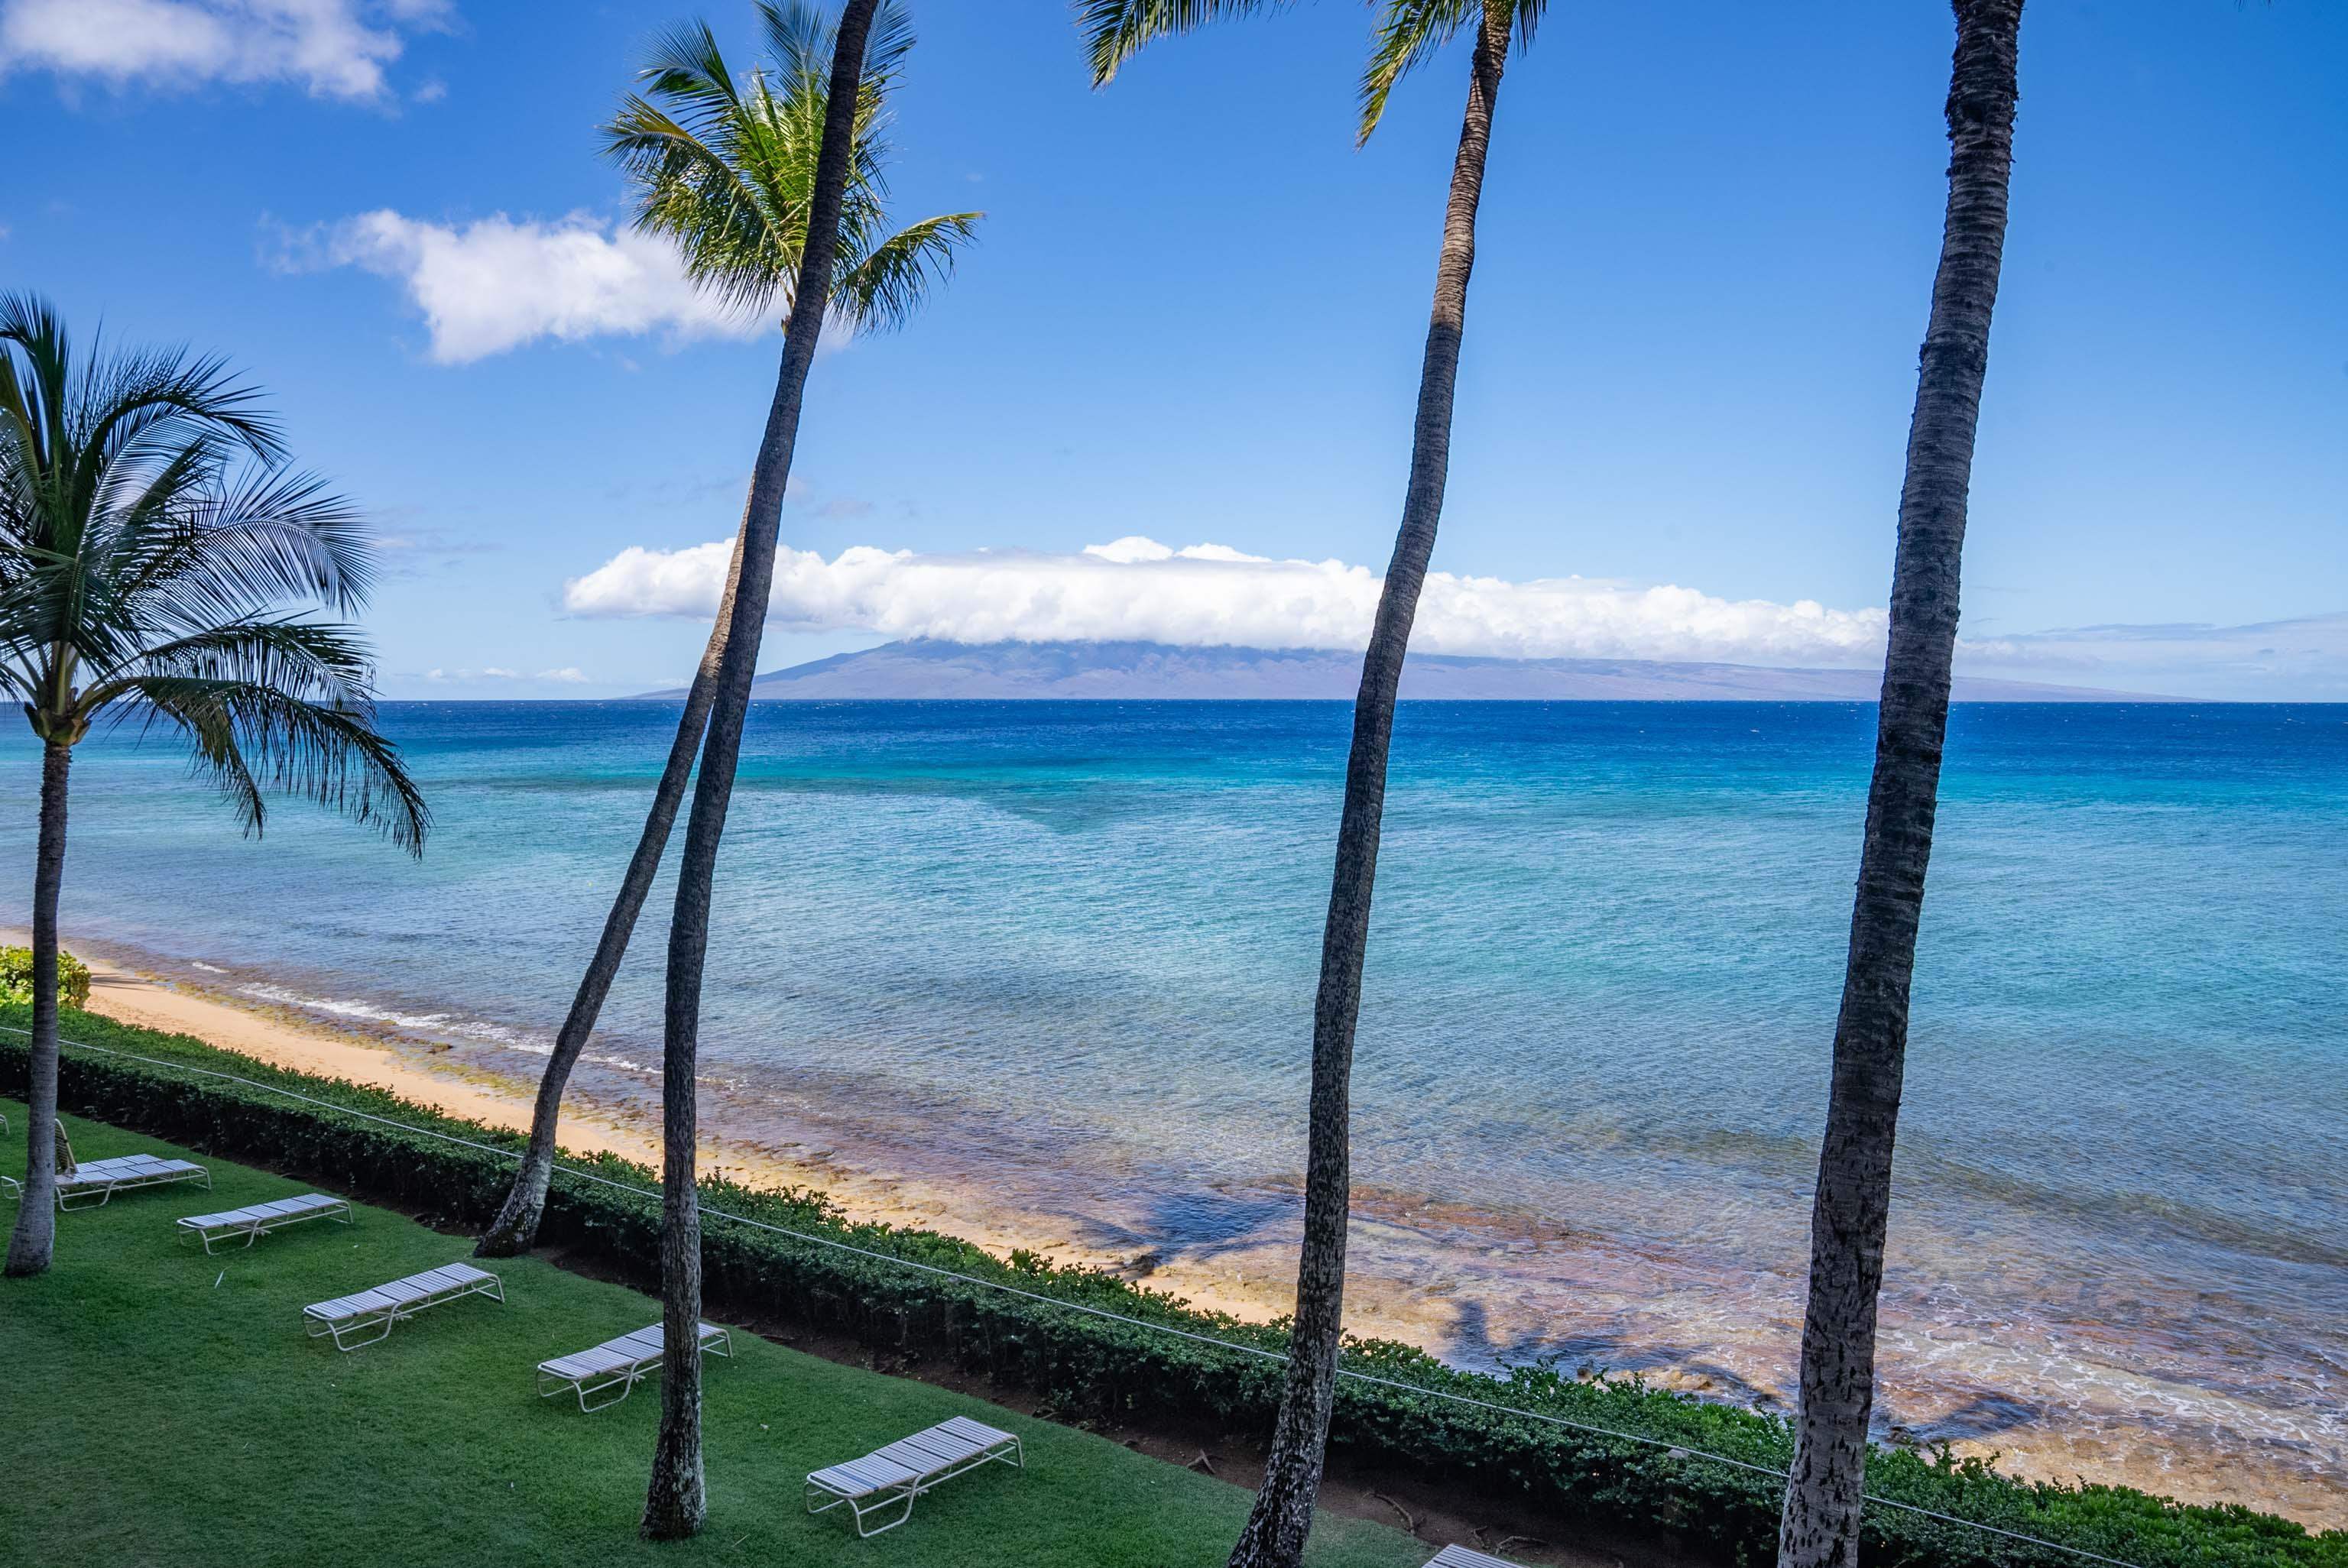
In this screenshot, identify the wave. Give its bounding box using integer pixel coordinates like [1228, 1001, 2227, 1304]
[235, 982, 534, 1049]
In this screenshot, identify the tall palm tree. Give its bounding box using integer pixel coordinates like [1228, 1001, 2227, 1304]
[1778, 5, 2025, 1566]
[618, 0, 913, 1537]
[1082, 5, 1542, 1564]
[474, 0, 977, 1262]
[0, 295, 427, 1278]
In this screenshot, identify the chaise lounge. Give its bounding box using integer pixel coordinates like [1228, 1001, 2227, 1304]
[303, 1262, 504, 1351]
[805, 1415, 1024, 1537]
[1425, 1547, 1531, 1568]
[536, 1320, 733, 1411]
[177, 1192, 352, 1252]
[2, 1152, 212, 1210]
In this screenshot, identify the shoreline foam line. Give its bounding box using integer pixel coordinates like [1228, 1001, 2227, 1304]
[0, 1020, 2153, 1568]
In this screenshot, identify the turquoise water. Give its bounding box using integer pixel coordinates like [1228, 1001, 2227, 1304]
[5, 701, 2344, 1516]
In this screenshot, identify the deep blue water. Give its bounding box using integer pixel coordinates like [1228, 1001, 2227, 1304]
[5, 700, 2344, 1510]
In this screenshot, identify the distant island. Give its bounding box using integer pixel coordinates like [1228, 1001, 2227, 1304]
[633, 638, 2169, 702]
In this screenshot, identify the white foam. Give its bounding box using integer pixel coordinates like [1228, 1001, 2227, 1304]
[236, 982, 530, 1048]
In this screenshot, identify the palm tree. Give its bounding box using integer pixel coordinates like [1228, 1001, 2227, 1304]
[1778, 5, 2025, 1566]
[473, 0, 977, 1263]
[612, 0, 920, 1537]
[1082, 5, 1542, 1564]
[0, 294, 427, 1278]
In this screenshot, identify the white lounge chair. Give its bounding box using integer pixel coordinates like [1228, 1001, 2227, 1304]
[536, 1320, 733, 1411]
[303, 1262, 504, 1351]
[177, 1192, 351, 1253]
[0, 1152, 212, 1210]
[805, 1415, 1024, 1537]
[1427, 1546, 1531, 1568]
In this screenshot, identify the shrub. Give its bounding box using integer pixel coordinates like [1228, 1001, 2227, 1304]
[2, 1002, 2340, 1568]
[0, 945, 91, 1009]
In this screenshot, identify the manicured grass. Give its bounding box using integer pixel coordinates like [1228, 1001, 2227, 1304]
[0, 1100, 1423, 1568]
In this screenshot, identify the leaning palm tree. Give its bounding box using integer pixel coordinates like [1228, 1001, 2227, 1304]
[0, 294, 426, 1278]
[1082, 4, 1543, 1565]
[612, 0, 929, 1537]
[1778, 5, 2026, 1567]
[472, 0, 978, 1264]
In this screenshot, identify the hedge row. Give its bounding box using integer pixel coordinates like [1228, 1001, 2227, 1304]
[3, 1003, 2338, 1568]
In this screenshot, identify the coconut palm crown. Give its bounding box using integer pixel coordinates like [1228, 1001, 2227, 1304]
[0, 296, 425, 847]
[604, 0, 980, 336]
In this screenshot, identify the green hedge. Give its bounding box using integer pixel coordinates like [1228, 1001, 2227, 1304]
[1, 947, 91, 1009]
[2, 1003, 2338, 1568]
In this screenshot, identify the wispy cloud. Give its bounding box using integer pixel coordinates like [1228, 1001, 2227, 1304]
[276, 209, 764, 364]
[0, 0, 447, 101]
[420, 665, 592, 687]
[563, 534, 1892, 667]
[1962, 613, 2348, 700]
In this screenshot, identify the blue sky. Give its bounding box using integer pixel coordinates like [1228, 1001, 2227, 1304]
[2, 0, 2342, 698]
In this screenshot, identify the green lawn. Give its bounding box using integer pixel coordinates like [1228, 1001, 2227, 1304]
[0, 1100, 1423, 1568]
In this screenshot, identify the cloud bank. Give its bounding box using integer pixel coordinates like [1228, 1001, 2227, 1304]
[0, 0, 445, 100]
[563, 535, 1892, 667]
[287, 210, 762, 364]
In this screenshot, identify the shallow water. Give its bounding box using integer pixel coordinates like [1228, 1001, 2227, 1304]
[7, 700, 2343, 1520]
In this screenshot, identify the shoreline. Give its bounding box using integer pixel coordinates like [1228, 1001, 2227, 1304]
[14, 927, 2344, 1531]
[11, 929, 1310, 1334]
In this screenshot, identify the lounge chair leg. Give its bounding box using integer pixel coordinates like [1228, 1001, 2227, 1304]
[331, 1314, 396, 1352]
[855, 1491, 918, 1539]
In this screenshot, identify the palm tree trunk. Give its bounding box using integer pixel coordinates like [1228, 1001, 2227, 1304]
[5, 740, 73, 1279]
[477, 534, 747, 1259]
[1776, 6, 2023, 1567]
[1226, 14, 1508, 1568]
[637, 0, 880, 1540]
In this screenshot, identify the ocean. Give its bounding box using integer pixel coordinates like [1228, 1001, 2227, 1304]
[6, 700, 2343, 1520]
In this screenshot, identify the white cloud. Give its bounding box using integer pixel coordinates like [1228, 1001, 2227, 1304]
[286, 209, 761, 364]
[563, 534, 1892, 667]
[0, 0, 446, 101]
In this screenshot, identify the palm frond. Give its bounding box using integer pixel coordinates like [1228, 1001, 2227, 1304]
[635, 18, 746, 144]
[835, 211, 982, 335]
[94, 468, 371, 647]
[1075, 0, 1285, 87]
[86, 615, 372, 708]
[1358, 0, 1476, 143]
[121, 672, 429, 855]
[0, 292, 73, 474]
